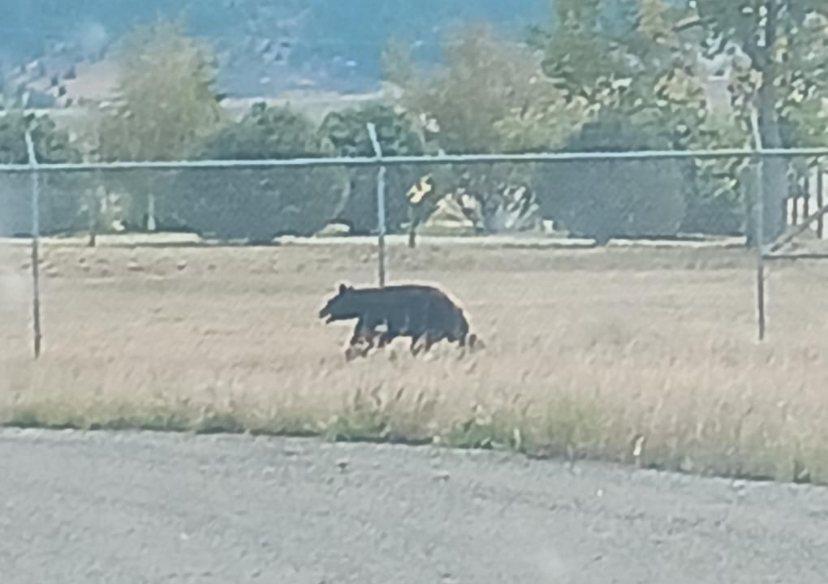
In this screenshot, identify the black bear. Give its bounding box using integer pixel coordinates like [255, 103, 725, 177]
[319, 283, 479, 359]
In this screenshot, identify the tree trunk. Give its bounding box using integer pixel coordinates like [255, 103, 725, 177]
[146, 192, 157, 232]
[87, 185, 101, 247]
[756, 79, 788, 245]
[751, 0, 788, 247]
[408, 205, 417, 248]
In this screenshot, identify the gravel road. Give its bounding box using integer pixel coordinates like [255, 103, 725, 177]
[2, 429, 827, 584]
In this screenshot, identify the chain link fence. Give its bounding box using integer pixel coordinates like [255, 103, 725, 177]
[3, 147, 828, 362]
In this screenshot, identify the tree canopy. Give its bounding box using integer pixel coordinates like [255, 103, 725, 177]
[97, 17, 223, 162]
[680, 0, 828, 240]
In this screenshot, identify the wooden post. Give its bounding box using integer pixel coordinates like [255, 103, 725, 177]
[24, 130, 43, 358]
[366, 123, 387, 288]
[802, 171, 810, 227]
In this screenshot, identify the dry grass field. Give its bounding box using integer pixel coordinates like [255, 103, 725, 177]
[2, 236, 828, 484]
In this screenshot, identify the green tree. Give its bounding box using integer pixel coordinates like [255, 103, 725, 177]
[534, 0, 753, 238]
[384, 23, 586, 233]
[535, 0, 702, 130]
[96, 16, 224, 230]
[680, 0, 828, 243]
[0, 114, 81, 164]
[164, 103, 345, 243]
[390, 22, 585, 154]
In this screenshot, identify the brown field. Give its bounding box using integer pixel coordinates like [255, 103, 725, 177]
[2, 237, 828, 484]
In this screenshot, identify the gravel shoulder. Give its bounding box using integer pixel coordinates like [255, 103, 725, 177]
[1, 430, 827, 584]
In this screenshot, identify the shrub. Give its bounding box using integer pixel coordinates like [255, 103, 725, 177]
[681, 160, 745, 236]
[161, 104, 346, 243]
[537, 116, 687, 244]
[680, 117, 749, 237]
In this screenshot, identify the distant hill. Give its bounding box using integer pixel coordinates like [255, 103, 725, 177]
[0, 0, 552, 97]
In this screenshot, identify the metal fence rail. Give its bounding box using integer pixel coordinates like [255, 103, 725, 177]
[3, 147, 828, 174]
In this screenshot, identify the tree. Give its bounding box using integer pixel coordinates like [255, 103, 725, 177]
[534, 0, 754, 238]
[679, 111, 751, 236]
[96, 17, 223, 230]
[164, 103, 346, 243]
[535, 0, 701, 126]
[0, 113, 87, 237]
[319, 103, 427, 235]
[681, 0, 828, 243]
[389, 22, 585, 154]
[384, 23, 586, 233]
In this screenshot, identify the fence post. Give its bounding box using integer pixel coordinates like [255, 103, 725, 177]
[24, 129, 43, 358]
[749, 108, 766, 342]
[753, 157, 766, 342]
[366, 123, 387, 288]
[818, 160, 824, 239]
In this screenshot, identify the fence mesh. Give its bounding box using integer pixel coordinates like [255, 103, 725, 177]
[0, 157, 772, 240]
[0, 154, 826, 373]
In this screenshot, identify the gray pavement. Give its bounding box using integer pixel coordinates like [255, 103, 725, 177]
[1, 429, 827, 584]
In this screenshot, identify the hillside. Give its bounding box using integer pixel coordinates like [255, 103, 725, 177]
[0, 0, 551, 97]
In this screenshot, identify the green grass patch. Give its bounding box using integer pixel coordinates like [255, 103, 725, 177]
[3, 391, 828, 488]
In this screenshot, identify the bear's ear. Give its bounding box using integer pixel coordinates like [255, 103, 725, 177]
[339, 283, 348, 294]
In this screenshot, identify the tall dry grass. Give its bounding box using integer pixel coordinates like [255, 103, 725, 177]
[1, 239, 828, 484]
